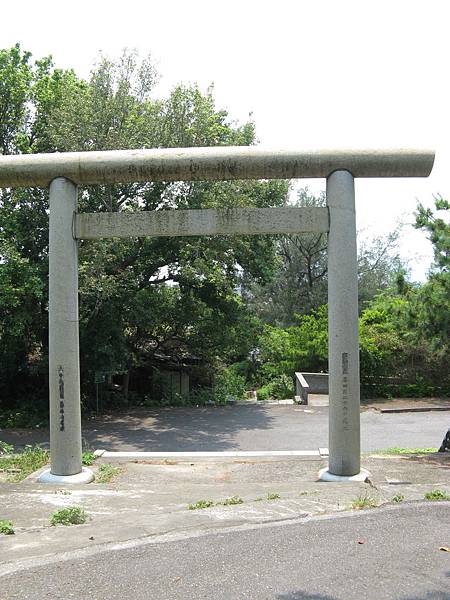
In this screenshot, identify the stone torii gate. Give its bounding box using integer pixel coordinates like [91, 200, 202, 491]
[0, 147, 434, 483]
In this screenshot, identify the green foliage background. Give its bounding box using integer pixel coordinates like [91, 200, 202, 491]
[0, 45, 448, 423]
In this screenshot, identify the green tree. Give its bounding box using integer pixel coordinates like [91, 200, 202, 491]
[410, 197, 449, 352]
[0, 45, 72, 407]
[244, 188, 403, 326]
[0, 46, 288, 409]
[414, 196, 449, 272]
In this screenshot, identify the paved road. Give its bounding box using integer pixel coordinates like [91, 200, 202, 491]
[2, 503, 450, 599]
[2, 405, 447, 452]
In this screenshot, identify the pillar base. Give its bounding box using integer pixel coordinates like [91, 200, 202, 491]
[37, 467, 94, 484]
[318, 467, 371, 482]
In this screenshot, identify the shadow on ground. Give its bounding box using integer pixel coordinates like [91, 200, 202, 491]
[1, 405, 277, 452]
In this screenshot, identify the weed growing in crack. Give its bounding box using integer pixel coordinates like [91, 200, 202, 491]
[351, 494, 379, 510]
[424, 489, 450, 501]
[50, 507, 87, 526]
[0, 520, 14, 535]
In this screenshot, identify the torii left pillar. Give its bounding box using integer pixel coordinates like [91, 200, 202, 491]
[38, 177, 93, 483]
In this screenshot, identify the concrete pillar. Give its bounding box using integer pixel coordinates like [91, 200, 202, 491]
[319, 170, 369, 482]
[38, 177, 93, 484]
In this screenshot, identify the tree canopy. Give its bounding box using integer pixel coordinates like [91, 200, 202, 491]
[0, 44, 448, 421]
[243, 188, 404, 326]
[0, 45, 288, 410]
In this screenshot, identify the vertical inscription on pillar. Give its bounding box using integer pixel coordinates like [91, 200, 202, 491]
[342, 352, 349, 431]
[58, 366, 65, 431]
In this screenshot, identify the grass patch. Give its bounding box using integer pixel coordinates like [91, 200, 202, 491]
[0, 445, 49, 482]
[378, 447, 438, 455]
[217, 496, 244, 506]
[351, 494, 379, 510]
[95, 463, 122, 483]
[391, 494, 405, 503]
[50, 506, 87, 526]
[188, 499, 215, 510]
[0, 520, 15, 535]
[267, 492, 281, 501]
[82, 451, 97, 466]
[424, 489, 450, 501]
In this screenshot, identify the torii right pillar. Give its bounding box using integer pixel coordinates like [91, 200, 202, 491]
[319, 170, 370, 481]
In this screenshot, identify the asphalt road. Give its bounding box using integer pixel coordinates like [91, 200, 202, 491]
[2, 405, 448, 452]
[2, 503, 449, 600]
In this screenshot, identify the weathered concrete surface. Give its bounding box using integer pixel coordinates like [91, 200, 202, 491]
[308, 394, 330, 407]
[3, 504, 448, 600]
[47, 177, 85, 478]
[295, 372, 329, 404]
[0, 454, 448, 573]
[326, 171, 360, 476]
[0, 146, 435, 188]
[75, 207, 329, 239]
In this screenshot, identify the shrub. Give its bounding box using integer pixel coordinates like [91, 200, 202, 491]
[256, 385, 270, 401]
[256, 375, 294, 401]
[186, 387, 214, 405]
[213, 368, 247, 404]
[255, 307, 328, 385]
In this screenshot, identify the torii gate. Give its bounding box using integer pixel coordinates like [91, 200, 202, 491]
[0, 147, 434, 483]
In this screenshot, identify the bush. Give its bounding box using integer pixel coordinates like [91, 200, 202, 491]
[187, 387, 214, 405]
[256, 385, 270, 401]
[213, 368, 247, 404]
[269, 374, 294, 399]
[256, 307, 328, 385]
[0, 405, 48, 428]
[256, 375, 294, 401]
[255, 293, 449, 399]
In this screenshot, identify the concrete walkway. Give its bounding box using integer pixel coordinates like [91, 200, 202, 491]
[1, 452, 449, 575]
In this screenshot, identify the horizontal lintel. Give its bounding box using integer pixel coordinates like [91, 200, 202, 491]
[74, 207, 330, 239]
[0, 146, 435, 188]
